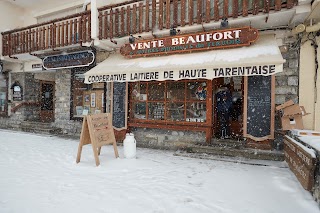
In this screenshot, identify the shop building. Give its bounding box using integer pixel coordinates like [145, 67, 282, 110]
[0, 0, 317, 150]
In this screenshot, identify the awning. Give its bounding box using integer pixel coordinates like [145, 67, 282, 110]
[84, 34, 285, 84]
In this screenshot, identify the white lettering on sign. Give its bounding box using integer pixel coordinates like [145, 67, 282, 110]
[130, 40, 165, 50]
[131, 30, 242, 51]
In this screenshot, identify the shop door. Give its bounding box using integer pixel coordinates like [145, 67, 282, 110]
[214, 77, 243, 139]
[40, 81, 55, 122]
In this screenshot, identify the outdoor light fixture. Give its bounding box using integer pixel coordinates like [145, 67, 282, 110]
[110, 39, 117, 45]
[170, 27, 177, 36]
[129, 35, 135, 44]
[220, 17, 228, 28]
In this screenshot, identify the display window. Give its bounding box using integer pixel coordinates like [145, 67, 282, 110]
[0, 73, 8, 116]
[129, 80, 208, 123]
[71, 68, 105, 119]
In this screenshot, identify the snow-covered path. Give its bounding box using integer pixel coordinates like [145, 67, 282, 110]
[0, 129, 319, 213]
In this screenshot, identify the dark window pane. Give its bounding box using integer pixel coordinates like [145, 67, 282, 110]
[148, 83, 165, 101]
[186, 81, 207, 101]
[186, 102, 206, 123]
[167, 81, 185, 101]
[132, 102, 146, 119]
[166, 102, 185, 121]
[148, 102, 165, 120]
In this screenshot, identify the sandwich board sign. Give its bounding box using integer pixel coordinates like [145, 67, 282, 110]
[76, 113, 119, 166]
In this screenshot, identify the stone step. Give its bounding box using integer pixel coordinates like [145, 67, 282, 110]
[210, 138, 245, 149]
[20, 121, 62, 135]
[21, 121, 52, 128]
[188, 146, 284, 161]
[138, 139, 284, 161]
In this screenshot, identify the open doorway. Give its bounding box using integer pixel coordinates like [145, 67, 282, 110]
[213, 77, 243, 139]
[40, 81, 55, 122]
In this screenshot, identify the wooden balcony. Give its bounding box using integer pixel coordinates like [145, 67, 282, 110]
[98, 0, 296, 40]
[1, 11, 91, 58]
[1, 0, 297, 57]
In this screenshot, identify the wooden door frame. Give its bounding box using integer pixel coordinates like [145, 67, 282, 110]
[40, 80, 55, 122]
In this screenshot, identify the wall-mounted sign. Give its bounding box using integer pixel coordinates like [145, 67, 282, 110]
[43, 50, 95, 70]
[120, 27, 258, 58]
[11, 81, 23, 101]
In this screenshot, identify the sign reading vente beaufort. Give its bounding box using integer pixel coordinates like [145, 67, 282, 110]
[120, 27, 258, 58]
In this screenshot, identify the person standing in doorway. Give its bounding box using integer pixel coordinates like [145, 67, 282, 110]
[216, 84, 232, 139]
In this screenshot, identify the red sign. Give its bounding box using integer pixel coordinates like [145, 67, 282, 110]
[120, 27, 258, 58]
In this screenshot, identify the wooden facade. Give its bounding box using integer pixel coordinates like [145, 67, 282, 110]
[1, 0, 296, 57]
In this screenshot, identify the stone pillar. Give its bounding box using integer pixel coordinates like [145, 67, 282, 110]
[53, 69, 82, 136]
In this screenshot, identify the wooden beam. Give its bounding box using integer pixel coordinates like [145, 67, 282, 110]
[214, 0, 219, 21]
[173, 0, 178, 27]
[205, 0, 211, 23]
[166, 0, 170, 29]
[115, 8, 119, 37]
[145, 1, 149, 32]
[264, 0, 270, 13]
[189, 0, 194, 25]
[242, 0, 248, 17]
[252, 0, 259, 15]
[127, 6, 131, 34]
[139, 2, 143, 33]
[99, 12, 102, 39]
[132, 4, 137, 34]
[233, 0, 239, 18]
[110, 9, 114, 38]
[159, 0, 163, 30]
[181, 0, 186, 26]
[197, 0, 202, 24]
[152, 0, 156, 29]
[275, 0, 281, 10]
[223, 0, 229, 18]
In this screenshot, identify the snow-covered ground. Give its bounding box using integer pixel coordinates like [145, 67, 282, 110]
[0, 129, 319, 213]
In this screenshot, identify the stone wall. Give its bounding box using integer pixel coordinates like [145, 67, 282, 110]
[275, 47, 299, 105]
[273, 41, 300, 150]
[0, 72, 39, 129]
[53, 69, 82, 137]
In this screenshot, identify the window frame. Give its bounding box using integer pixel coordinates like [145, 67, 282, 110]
[70, 64, 106, 121]
[0, 72, 9, 117]
[128, 79, 211, 126]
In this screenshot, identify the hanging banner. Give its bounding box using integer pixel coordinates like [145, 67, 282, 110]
[120, 27, 258, 58]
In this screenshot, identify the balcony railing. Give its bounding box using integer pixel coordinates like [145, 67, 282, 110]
[1, 0, 296, 57]
[1, 11, 91, 57]
[98, 0, 296, 40]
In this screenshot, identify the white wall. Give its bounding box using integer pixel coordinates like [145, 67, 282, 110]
[315, 36, 320, 131]
[299, 37, 318, 130]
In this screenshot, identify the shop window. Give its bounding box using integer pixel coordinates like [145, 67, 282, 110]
[129, 80, 207, 123]
[71, 68, 105, 119]
[0, 73, 8, 115]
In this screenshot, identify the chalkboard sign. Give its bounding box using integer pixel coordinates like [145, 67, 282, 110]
[246, 75, 272, 139]
[112, 82, 127, 129]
